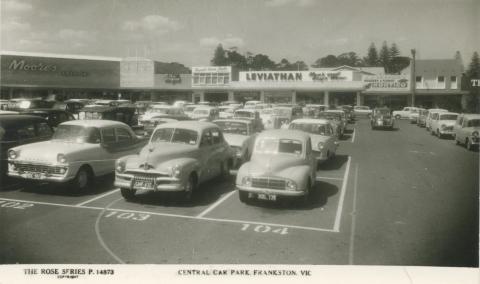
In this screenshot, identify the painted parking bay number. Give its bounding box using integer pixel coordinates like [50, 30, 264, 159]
[103, 210, 150, 221]
[241, 223, 288, 235]
[0, 200, 34, 210]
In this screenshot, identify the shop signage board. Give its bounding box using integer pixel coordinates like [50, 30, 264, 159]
[192, 66, 231, 87]
[239, 70, 354, 82]
[363, 75, 410, 91]
[1, 55, 120, 89]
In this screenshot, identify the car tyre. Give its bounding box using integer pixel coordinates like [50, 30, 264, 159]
[239, 190, 249, 203]
[436, 129, 442, 138]
[395, 115, 401, 120]
[220, 160, 231, 180]
[466, 138, 474, 151]
[300, 180, 312, 206]
[121, 188, 136, 200]
[182, 173, 196, 202]
[71, 166, 93, 194]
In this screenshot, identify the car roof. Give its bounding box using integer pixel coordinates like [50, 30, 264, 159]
[22, 108, 70, 113]
[291, 118, 331, 124]
[236, 108, 256, 112]
[60, 120, 129, 128]
[156, 121, 219, 131]
[439, 112, 459, 116]
[194, 106, 216, 110]
[257, 129, 310, 141]
[462, 114, 480, 119]
[0, 114, 47, 127]
[213, 119, 252, 125]
[428, 108, 448, 112]
[326, 109, 345, 113]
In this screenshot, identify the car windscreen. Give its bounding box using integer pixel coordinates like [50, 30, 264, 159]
[316, 113, 339, 120]
[289, 123, 329, 135]
[149, 108, 170, 114]
[254, 138, 303, 156]
[52, 125, 101, 143]
[375, 109, 391, 115]
[273, 109, 291, 116]
[215, 121, 249, 135]
[151, 128, 198, 145]
[234, 111, 253, 118]
[440, 114, 458, 120]
[467, 119, 480, 127]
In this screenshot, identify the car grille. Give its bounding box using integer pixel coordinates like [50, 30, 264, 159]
[444, 126, 453, 131]
[251, 177, 286, 190]
[126, 171, 169, 179]
[15, 163, 65, 175]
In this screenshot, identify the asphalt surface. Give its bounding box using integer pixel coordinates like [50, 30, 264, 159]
[0, 119, 478, 266]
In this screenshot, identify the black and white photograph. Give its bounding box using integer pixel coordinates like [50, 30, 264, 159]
[0, 0, 479, 283]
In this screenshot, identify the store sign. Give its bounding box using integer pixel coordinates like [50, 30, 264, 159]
[165, 74, 182, 84]
[7, 59, 90, 77]
[472, 79, 479, 87]
[239, 71, 353, 82]
[192, 66, 231, 73]
[363, 75, 410, 90]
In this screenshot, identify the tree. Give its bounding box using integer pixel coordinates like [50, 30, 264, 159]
[389, 56, 410, 74]
[338, 52, 362, 67]
[389, 43, 400, 58]
[225, 49, 248, 69]
[291, 60, 309, 70]
[379, 41, 391, 73]
[249, 54, 276, 70]
[364, 42, 379, 66]
[455, 50, 463, 64]
[464, 51, 480, 112]
[210, 44, 227, 66]
[312, 55, 339, 67]
[276, 58, 292, 70]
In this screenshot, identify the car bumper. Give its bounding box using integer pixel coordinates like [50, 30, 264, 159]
[7, 162, 73, 183]
[115, 174, 184, 192]
[8, 171, 73, 182]
[439, 130, 454, 136]
[372, 121, 394, 127]
[236, 185, 306, 196]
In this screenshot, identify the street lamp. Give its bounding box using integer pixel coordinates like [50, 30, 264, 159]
[411, 49, 416, 107]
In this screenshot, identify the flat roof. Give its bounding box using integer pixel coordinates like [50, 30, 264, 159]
[0, 50, 122, 62]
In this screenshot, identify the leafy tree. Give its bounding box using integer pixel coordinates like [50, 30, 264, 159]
[389, 43, 400, 58]
[464, 52, 480, 112]
[379, 41, 391, 73]
[210, 44, 227, 66]
[276, 58, 292, 70]
[389, 56, 410, 74]
[364, 42, 379, 66]
[312, 55, 339, 67]
[291, 60, 309, 70]
[338, 52, 363, 67]
[249, 54, 276, 70]
[225, 49, 248, 69]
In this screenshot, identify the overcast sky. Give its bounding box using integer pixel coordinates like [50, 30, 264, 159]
[1, 0, 478, 67]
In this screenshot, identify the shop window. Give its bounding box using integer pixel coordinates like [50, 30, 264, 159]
[415, 76, 422, 82]
[437, 76, 445, 82]
[450, 76, 457, 89]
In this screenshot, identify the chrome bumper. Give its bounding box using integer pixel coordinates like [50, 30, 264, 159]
[236, 185, 306, 196]
[115, 173, 184, 192]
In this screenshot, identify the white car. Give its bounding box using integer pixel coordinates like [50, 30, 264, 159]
[353, 106, 371, 118]
[289, 119, 338, 162]
[139, 105, 186, 122]
[392, 107, 420, 119]
[429, 112, 459, 138]
[7, 120, 147, 192]
[454, 114, 480, 150]
[425, 109, 448, 131]
[408, 108, 425, 123]
[244, 100, 263, 109]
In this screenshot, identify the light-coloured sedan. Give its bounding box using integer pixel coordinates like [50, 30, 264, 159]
[8, 120, 147, 192]
[430, 112, 459, 138]
[236, 130, 316, 204]
[115, 121, 233, 201]
[454, 114, 480, 150]
[288, 119, 338, 162]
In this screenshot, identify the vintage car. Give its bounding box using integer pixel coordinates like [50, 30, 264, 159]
[302, 104, 328, 118]
[0, 100, 9, 110]
[417, 109, 429, 127]
[54, 100, 87, 118]
[353, 106, 371, 118]
[454, 114, 480, 150]
[315, 111, 344, 138]
[7, 98, 55, 111]
[338, 105, 355, 122]
[139, 105, 189, 124]
[7, 120, 146, 192]
[78, 105, 141, 131]
[134, 101, 155, 115]
[393, 107, 420, 119]
[184, 104, 200, 118]
[236, 129, 316, 204]
[425, 108, 448, 131]
[191, 106, 219, 121]
[288, 119, 338, 162]
[259, 108, 274, 130]
[1, 115, 54, 187]
[269, 106, 303, 129]
[244, 100, 263, 109]
[213, 119, 258, 168]
[218, 105, 242, 119]
[233, 109, 264, 132]
[370, 107, 394, 130]
[21, 109, 75, 129]
[430, 112, 459, 138]
[409, 108, 425, 124]
[326, 110, 347, 133]
[115, 121, 233, 201]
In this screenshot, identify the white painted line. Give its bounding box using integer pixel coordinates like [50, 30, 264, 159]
[348, 164, 359, 264]
[0, 196, 337, 233]
[316, 176, 344, 181]
[196, 190, 237, 218]
[75, 188, 120, 207]
[332, 156, 351, 232]
[351, 128, 356, 143]
[94, 198, 126, 264]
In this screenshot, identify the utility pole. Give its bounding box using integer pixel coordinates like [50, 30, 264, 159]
[410, 49, 416, 106]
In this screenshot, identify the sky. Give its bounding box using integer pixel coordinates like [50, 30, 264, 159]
[1, 0, 478, 67]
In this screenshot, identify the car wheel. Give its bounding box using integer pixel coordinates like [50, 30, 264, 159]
[182, 173, 196, 202]
[72, 166, 92, 193]
[121, 188, 136, 200]
[239, 190, 249, 203]
[301, 180, 312, 206]
[220, 160, 231, 180]
[395, 115, 401, 120]
[436, 129, 442, 138]
[466, 138, 474, 151]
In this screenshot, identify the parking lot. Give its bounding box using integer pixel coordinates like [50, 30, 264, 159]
[0, 119, 477, 266]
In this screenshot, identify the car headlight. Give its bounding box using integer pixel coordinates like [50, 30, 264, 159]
[170, 165, 181, 178]
[317, 142, 324, 150]
[8, 150, 18, 160]
[242, 176, 252, 186]
[473, 131, 479, 137]
[441, 124, 446, 130]
[58, 167, 67, 174]
[57, 153, 67, 164]
[116, 161, 126, 173]
[285, 180, 297, 191]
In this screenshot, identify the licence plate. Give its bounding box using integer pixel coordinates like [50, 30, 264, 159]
[24, 172, 43, 179]
[257, 193, 276, 201]
[134, 180, 153, 189]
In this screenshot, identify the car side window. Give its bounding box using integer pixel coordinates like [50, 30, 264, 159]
[200, 130, 212, 147]
[462, 119, 468, 127]
[116, 127, 132, 142]
[36, 122, 53, 137]
[102, 128, 116, 143]
[211, 128, 222, 144]
[17, 124, 36, 140]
